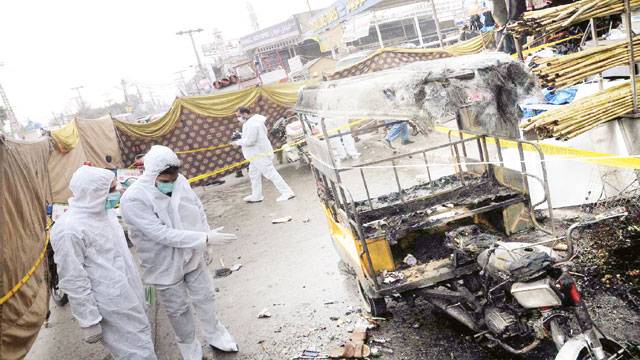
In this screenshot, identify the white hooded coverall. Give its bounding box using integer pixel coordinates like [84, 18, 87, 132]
[237, 114, 293, 200]
[51, 166, 156, 360]
[120, 145, 236, 360]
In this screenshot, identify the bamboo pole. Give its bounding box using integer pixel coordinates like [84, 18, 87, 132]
[532, 37, 640, 88]
[522, 79, 640, 140]
[508, 0, 640, 37]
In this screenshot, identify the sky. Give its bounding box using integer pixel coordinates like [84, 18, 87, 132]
[0, 0, 335, 124]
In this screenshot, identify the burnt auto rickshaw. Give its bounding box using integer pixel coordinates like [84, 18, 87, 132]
[293, 53, 635, 359]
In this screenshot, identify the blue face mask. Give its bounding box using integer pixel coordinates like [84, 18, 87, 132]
[156, 181, 175, 194]
[105, 191, 121, 210]
[123, 178, 136, 188]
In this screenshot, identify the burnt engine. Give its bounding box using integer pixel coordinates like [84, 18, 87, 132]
[484, 307, 521, 338]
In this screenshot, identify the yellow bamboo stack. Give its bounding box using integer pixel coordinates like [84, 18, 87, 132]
[532, 36, 640, 88]
[520, 79, 639, 140]
[446, 31, 495, 56]
[508, 0, 640, 36]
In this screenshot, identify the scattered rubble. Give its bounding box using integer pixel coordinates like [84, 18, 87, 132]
[258, 308, 272, 319]
[293, 349, 323, 359]
[230, 263, 242, 272]
[381, 270, 405, 284]
[575, 201, 640, 311]
[214, 258, 232, 278]
[403, 254, 417, 267]
[273, 216, 293, 224]
[328, 324, 371, 359]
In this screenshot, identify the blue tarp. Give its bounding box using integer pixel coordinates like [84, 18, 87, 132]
[521, 87, 578, 119]
[543, 87, 577, 105]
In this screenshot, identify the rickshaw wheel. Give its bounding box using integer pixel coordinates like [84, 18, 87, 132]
[357, 280, 388, 317]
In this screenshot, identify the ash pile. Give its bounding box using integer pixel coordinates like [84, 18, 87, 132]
[296, 52, 536, 138]
[576, 190, 640, 311]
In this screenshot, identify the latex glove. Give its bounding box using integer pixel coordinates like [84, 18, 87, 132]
[205, 227, 237, 265]
[206, 227, 237, 246]
[82, 323, 103, 344]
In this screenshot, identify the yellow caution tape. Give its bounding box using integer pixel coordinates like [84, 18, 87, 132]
[176, 143, 232, 155]
[435, 125, 640, 170]
[0, 230, 50, 306]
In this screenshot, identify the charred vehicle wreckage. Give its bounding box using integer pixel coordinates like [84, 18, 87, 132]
[294, 53, 638, 359]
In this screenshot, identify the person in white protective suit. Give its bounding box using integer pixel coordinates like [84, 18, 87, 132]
[50, 166, 157, 360]
[326, 117, 360, 163]
[120, 145, 238, 360]
[232, 106, 295, 203]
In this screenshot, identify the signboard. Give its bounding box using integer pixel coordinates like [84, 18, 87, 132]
[318, 25, 344, 52]
[374, 2, 430, 24]
[239, 18, 301, 50]
[288, 55, 304, 74]
[202, 43, 218, 57]
[308, 0, 384, 33]
[343, 12, 373, 43]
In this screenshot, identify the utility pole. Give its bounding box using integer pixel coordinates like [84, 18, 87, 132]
[0, 62, 22, 137]
[71, 85, 85, 109]
[147, 89, 157, 112]
[246, 2, 260, 31]
[134, 84, 144, 104]
[120, 79, 129, 104]
[176, 28, 205, 72]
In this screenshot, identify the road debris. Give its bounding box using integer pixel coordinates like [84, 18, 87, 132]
[258, 308, 272, 319]
[230, 263, 242, 272]
[293, 349, 323, 359]
[370, 346, 382, 357]
[403, 254, 417, 266]
[552, 243, 568, 251]
[344, 306, 356, 316]
[381, 270, 405, 284]
[214, 258, 232, 278]
[328, 324, 371, 359]
[370, 337, 387, 344]
[272, 216, 293, 224]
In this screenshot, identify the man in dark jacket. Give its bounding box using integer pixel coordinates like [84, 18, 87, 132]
[492, 0, 527, 54]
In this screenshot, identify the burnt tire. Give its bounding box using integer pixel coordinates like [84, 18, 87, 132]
[357, 280, 388, 317]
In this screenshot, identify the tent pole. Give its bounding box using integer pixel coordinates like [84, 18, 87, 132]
[375, 16, 384, 49]
[590, 18, 604, 91]
[414, 15, 424, 47]
[429, 0, 444, 47]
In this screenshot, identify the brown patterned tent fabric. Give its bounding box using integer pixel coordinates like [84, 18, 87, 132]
[117, 94, 291, 186]
[327, 49, 453, 80]
[0, 136, 51, 360]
